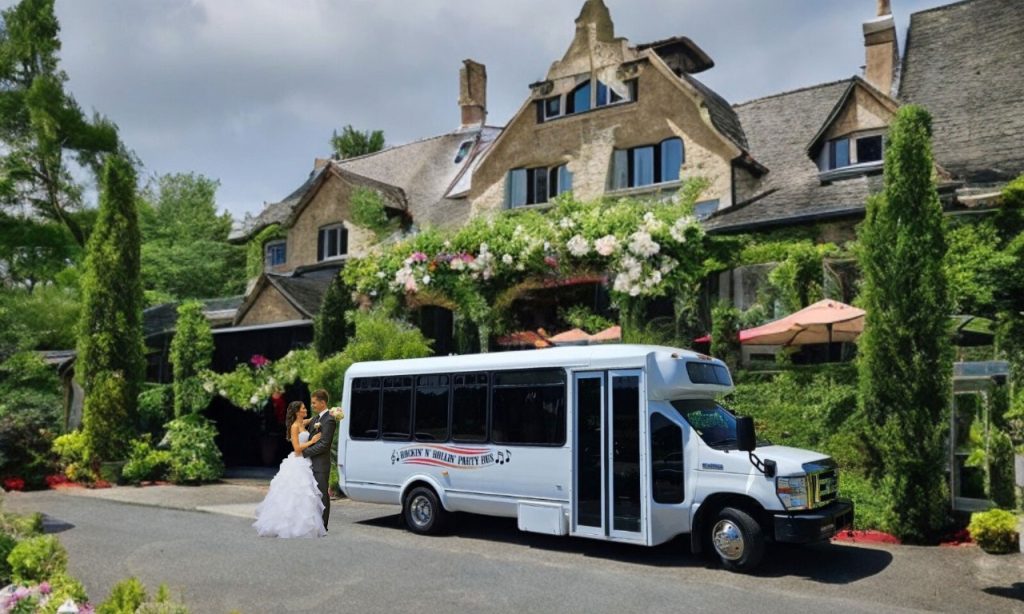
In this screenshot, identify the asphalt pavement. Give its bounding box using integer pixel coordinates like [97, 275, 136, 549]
[4, 485, 1023, 614]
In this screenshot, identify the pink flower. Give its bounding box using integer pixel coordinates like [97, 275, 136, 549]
[249, 354, 269, 369]
[544, 256, 559, 269]
[410, 251, 428, 263]
[38, 582, 51, 595]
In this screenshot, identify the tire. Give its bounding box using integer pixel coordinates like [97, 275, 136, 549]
[709, 506, 765, 572]
[402, 486, 449, 535]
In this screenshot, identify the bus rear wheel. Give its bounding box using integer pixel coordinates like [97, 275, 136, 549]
[709, 506, 765, 572]
[403, 486, 449, 535]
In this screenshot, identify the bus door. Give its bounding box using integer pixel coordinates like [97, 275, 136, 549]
[571, 370, 648, 544]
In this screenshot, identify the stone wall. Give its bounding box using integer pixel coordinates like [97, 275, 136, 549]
[824, 85, 894, 141]
[238, 284, 302, 327]
[286, 172, 378, 270]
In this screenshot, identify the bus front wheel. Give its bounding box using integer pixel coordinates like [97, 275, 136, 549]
[403, 486, 449, 535]
[709, 506, 765, 572]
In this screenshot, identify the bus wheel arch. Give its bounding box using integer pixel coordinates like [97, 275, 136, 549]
[401, 480, 451, 535]
[691, 494, 767, 567]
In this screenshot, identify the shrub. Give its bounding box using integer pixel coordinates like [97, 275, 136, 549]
[0, 511, 44, 539]
[98, 576, 147, 614]
[170, 301, 213, 417]
[137, 385, 173, 437]
[37, 572, 89, 614]
[0, 369, 60, 489]
[122, 437, 173, 484]
[53, 430, 95, 483]
[968, 508, 1020, 554]
[0, 531, 16, 584]
[165, 415, 223, 484]
[7, 535, 67, 584]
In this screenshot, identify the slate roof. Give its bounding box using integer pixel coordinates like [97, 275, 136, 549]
[682, 73, 749, 151]
[142, 296, 244, 338]
[704, 79, 881, 233]
[898, 0, 1024, 183]
[229, 168, 326, 242]
[265, 268, 336, 318]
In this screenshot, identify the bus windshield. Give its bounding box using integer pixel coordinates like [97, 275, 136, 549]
[670, 398, 769, 449]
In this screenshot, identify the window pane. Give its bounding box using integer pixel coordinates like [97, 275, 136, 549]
[612, 150, 629, 190]
[830, 138, 850, 169]
[576, 376, 603, 528]
[266, 242, 286, 266]
[596, 81, 609, 107]
[381, 377, 412, 440]
[651, 413, 684, 504]
[661, 138, 683, 182]
[508, 169, 527, 208]
[452, 373, 488, 442]
[571, 82, 591, 114]
[533, 167, 548, 204]
[350, 377, 381, 440]
[693, 199, 719, 220]
[338, 227, 348, 256]
[491, 369, 566, 445]
[558, 165, 573, 196]
[633, 146, 655, 187]
[612, 375, 640, 532]
[414, 375, 449, 442]
[857, 135, 883, 164]
[327, 227, 338, 258]
[317, 229, 325, 261]
[545, 97, 561, 119]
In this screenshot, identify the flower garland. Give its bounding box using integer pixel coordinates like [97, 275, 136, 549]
[201, 349, 318, 411]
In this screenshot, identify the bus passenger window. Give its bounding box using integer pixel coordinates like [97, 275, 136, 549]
[350, 377, 381, 440]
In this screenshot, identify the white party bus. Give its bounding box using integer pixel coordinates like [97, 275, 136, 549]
[337, 345, 853, 571]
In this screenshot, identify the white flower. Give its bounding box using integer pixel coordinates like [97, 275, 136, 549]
[450, 258, 465, 271]
[628, 231, 660, 258]
[595, 235, 619, 257]
[479, 242, 489, 254]
[219, 389, 227, 397]
[629, 285, 642, 297]
[502, 254, 514, 265]
[443, 240, 452, 248]
[422, 274, 431, 285]
[376, 271, 386, 279]
[559, 217, 575, 230]
[249, 395, 260, 406]
[202, 381, 215, 394]
[516, 263, 525, 271]
[613, 274, 630, 293]
[670, 217, 693, 242]
[567, 235, 590, 257]
[642, 211, 665, 233]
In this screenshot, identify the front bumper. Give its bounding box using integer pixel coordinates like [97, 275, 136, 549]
[773, 499, 854, 543]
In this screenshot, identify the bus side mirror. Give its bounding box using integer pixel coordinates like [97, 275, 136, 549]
[736, 417, 756, 452]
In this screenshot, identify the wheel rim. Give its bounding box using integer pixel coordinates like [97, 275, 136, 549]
[410, 495, 433, 528]
[712, 519, 745, 561]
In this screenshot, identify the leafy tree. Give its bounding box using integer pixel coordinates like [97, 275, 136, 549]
[169, 301, 213, 417]
[710, 303, 741, 371]
[77, 155, 145, 462]
[856, 105, 953, 542]
[0, 283, 79, 355]
[0, 0, 120, 247]
[313, 275, 355, 359]
[139, 173, 246, 302]
[330, 125, 385, 160]
[0, 214, 79, 289]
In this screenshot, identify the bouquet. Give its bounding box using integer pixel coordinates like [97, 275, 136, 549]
[329, 407, 345, 421]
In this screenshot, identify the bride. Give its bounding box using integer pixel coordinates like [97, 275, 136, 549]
[253, 401, 327, 538]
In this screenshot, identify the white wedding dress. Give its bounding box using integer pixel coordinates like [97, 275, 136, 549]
[252, 431, 327, 538]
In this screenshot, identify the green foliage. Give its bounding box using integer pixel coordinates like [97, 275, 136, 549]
[0, 0, 120, 247]
[309, 310, 433, 396]
[313, 275, 355, 359]
[78, 155, 145, 463]
[121, 436, 172, 484]
[52, 430, 93, 483]
[330, 125, 385, 159]
[139, 173, 246, 301]
[0, 214, 80, 290]
[968, 508, 1020, 554]
[710, 303, 741, 371]
[856, 105, 952, 542]
[0, 354, 60, 488]
[558, 305, 614, 334]
[204, 349, 318, 411]
[244, 224, 286, 280]
[170, 301, 213, 417]
[37, 572, 89, 614]
[0, 511, 44, 540]
[98, 576, 147, 614]
[137, 384, 172, 437]
[165, 415, 223, 484]
[7, 535, 66, 584]
[350, 187, 396, 238]
[945, 220, 1013, 316]
[0, 531, 15, 584]
[837, 473, 888, 531]
[0, 284, 80, 355]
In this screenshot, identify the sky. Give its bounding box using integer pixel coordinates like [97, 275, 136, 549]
[3, 0, 954, 220]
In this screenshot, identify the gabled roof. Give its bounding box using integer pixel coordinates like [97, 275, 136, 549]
[705, 79, 881, 234]
[805, 76, 899, 159]
[283, 164, 409, 230]
[898, 0, 1024, 183]
[680, 72, 749, 152]
[229, 168, 326, 242]
[233, 266, 339, 325]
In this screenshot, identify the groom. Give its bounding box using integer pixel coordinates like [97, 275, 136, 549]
[303, 389, 336, 530]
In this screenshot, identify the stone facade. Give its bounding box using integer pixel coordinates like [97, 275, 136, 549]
[285, 171, 380, 271]
[238, 284, 303, 327]
[823, 85, 896, 142]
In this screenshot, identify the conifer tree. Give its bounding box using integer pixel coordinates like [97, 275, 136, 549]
[170, 300, 213, 417]
[857, 105, 952, 542]
[78, 155, 145, 461]
[313, 275, 355, 359]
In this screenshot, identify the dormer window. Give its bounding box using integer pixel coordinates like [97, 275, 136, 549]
[454, 140, 473, 164]
[539, 78, 637, 123]
[317, 224, 347, 262]
[822, 132, 885, 172]
[265, 240, 286, 268]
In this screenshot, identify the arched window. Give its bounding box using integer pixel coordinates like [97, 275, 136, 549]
[566, 81, 591, 114]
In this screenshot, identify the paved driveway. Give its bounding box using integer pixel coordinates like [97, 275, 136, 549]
[5, 490, 1023, 614]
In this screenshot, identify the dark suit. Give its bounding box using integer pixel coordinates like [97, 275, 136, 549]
[303, 411, 336, 529]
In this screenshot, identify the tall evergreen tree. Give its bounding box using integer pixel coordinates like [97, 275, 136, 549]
[0, 0, 120, 247]
[170, 300, 213, 417]
[313, 275, 355, 359]
[857, 105, 952, 542]
[78, 155, 145, 461]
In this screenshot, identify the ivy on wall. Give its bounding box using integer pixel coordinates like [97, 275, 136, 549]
[245, 224, 287, 280]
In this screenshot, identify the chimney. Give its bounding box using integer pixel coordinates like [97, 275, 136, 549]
[459, 59, 487, 128]
[863, 0, 898, 95]
[313, 158, 331, 171]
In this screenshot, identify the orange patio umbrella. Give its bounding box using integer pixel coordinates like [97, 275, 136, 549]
[740, 299, 865, 346]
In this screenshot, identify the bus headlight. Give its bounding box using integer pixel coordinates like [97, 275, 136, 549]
[777, 476, 809, 511]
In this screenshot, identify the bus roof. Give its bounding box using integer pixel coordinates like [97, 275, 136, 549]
[345, 344, 719, 378]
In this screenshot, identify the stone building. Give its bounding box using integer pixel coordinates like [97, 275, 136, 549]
[229, 0, 1023, 351]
